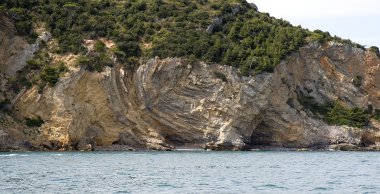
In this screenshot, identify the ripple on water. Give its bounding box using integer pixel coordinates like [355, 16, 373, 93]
[255, 184, 289, 191]
[311, 187, 333, 191]
[1, 152, 380, 193]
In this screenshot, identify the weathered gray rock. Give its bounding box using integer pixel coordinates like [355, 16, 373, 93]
[0, 16, 51, 76]
[206, 18, 223, 34]
[206, 6, 241, 34]
[249, 3, 258, 11]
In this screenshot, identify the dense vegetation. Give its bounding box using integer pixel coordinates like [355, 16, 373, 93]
[0, 0, 363, 76]
[298, 94, 374, 128]
[324, 104, 370, 128]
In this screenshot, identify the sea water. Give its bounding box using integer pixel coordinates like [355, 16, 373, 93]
[1, 151, 380, 193]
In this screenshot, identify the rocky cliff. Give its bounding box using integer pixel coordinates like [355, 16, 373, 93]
[1, 18, 379, 152]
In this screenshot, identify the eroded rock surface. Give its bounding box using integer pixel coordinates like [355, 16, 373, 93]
[1, 19, 379, 151]
[0, 16, 50, 77]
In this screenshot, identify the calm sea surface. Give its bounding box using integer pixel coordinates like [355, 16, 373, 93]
[1, 151, 380, 193]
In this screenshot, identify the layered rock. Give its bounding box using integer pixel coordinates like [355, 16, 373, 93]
[1, 20, 379, 151]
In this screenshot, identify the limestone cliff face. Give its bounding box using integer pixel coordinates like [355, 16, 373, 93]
[0, 16, 49, 77]
[256, 42, 380, 148]
[1, 22, 379, 151]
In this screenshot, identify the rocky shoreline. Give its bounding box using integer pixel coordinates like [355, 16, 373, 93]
[2, 143, 380, 152]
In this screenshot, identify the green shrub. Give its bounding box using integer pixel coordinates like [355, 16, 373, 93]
[63, 3, 79, 9]
[76, 55, 91, 66]
[8, 7, 26, 20]
[26, 59, 43, 70]
[94, 41, 106, 53]
[15, 20, 33, 36]
[298, 94, 370, 127]
[324, 103, 370, 128]
[40, 66, 60, 86]
[125, 57, 139, 68]
[374, 109, 380, 121]
[353, 75, 362, 88]
[77, 54, 113, 72]
[187, 54, 197, 65]
[113, 50, 126, 61]
[298, 93, 333, 115]
[117, 41, 141, 58]
[310, 30, 331, 43]
[57, 62, 68, 73]
[25, 116, 44, 127]
[211, 3, 222, 10]
[88, 54, 113, 72]
[10, 76, 32, 93]
[0, 5, 5, 13]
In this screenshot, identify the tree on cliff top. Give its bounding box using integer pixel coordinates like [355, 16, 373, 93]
[369, 46, 379, 56]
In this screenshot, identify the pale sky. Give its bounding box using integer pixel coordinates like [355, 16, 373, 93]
[249, 0, 380, 47]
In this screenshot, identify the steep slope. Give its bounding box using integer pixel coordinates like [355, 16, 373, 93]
[1, 34, 380, 151]
[0, 1, 380, 151]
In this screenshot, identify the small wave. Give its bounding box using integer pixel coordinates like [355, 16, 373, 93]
[262, 184, 288, 189]
[311, 187, 333, 191]
[175, 148, 204, 151]
[0, 154, 29, 157]
[253, 184, 289, 191]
